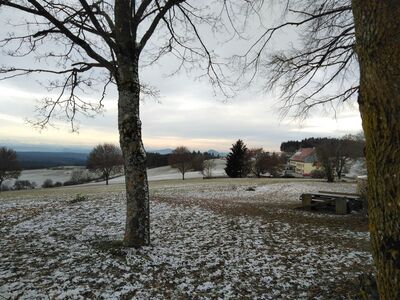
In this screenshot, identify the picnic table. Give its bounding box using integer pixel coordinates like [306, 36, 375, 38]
[300, 191, 364, 214]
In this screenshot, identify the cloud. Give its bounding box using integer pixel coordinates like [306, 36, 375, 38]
[0, 3, 362, 152]
[0, 75, 363, 152]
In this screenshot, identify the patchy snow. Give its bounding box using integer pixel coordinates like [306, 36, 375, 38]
[2, 166, 85, 188]
[0, 180, 372, 299]
[346, 159, 367, 178]
[152, 181, 357, 205]
[109, 159, 227, 184]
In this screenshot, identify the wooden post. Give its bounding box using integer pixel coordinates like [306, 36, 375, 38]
[302, 194, 312, 207]
[335, 198, 348, 215]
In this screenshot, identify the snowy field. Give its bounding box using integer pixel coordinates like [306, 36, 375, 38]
[109, 159, 227, 184]
[2, 167, 85, 188]
[0, 179, 372, 299]
[2, 159, 226, 188]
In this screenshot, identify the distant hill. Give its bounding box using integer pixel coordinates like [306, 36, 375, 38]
[149, 148, 173, 155]
[206, 149, 227, 157]
[149, 148, 227, 157]
[17, 151, 88, 170]
[15, 148, 227, 170]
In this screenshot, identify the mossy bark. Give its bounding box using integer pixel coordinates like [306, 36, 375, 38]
[114, 0, 150, 247]
[352, 1, 400, 298]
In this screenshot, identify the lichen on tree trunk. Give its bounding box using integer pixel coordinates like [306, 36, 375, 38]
[114, 0, 150, 247]
[118, 84, 150, 247]
[352, 0, 400, 298]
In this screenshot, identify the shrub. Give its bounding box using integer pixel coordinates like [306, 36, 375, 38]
[70, 193, 88, 204]
[310, 169, 325, 179]
[42, 179, 54, 188]
[54, 181, 63, 187]
[13, 180, 35, 190]
[70, 169, 93, 184]
[0, 184, 10, 192]
[202, 159, 216, 178]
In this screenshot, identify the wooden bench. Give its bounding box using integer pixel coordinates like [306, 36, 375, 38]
[300, 192, 363, 215]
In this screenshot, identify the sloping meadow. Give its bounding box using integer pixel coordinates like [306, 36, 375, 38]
[0, 181, 372, 299]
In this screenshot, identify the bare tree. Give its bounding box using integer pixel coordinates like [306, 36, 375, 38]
[243, 0, 400, 295]
[202, 159, 216, 178]
[168, 146, 192, 180]
[0, 146, 21, 189]
[0, 0, 260, 247]
[240, 0, 356, 118]
[334, 136, 364, 179]
[87, 143, 123, 185]
[248, 148, 265, 177]
[315, 140, 336, 182]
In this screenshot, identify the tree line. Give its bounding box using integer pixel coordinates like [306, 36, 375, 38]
[0, 144, 219, 189]
[280, 133, 365, 154]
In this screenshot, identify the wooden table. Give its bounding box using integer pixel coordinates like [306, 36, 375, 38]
[300, 191, 363, 214]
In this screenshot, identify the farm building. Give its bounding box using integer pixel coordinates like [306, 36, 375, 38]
[289, 148, 318, 176]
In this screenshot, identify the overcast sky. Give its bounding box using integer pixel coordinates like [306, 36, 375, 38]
[0, 2, 362, 152]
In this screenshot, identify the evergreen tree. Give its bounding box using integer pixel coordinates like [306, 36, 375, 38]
[225, 140, 249, 178]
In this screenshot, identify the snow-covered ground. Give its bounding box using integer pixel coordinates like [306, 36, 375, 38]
[2, 166, 85, 188]
[109, 158, 227, 184]
[152, 180, 357, 205]
[0, 180, 372, 299]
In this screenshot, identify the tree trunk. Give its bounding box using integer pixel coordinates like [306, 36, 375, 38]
[114, 0, 150, 247]
[326, 173, 334, 183]
[118, 81, 150, 247]
[105, 174, 109, 185]
[352, 1, 400, 298]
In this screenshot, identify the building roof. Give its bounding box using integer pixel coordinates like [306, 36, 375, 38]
[290, 148, 316, 162]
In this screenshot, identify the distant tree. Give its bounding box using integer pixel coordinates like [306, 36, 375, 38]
[248, 149, 285, 178]
[280, 141, 301, 153]
[334, 137, 365, 179]
[248, 148, 267, 177]
[146, 152, 170, 169]
[68, 169, 94, 185]
[0, 147, 21, 189]
[42, 179, 54, 188]
[316, 140, 337, 182]
[169, 146, 192, 180]
[14, 180, 35, 190]
[87, 144, 123, 185]
[310, 169, 325, 179]
[225, 140, 250, 178]
[191, 154, 205, 172]
[202, 159, 216, 178]
[269, 152, 285, 177]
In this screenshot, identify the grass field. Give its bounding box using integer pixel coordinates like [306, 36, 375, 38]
[0, 178, 373, 299]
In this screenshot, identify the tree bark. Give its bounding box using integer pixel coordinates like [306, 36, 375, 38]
[352, 1, 400, 298]
[118, 80, 150, 247]
[114, 0, 150, 247]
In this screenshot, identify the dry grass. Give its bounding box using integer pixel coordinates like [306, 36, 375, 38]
[0, 178, 372, 299]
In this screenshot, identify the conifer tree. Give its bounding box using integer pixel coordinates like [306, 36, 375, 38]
[225, 140, 249, 178]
